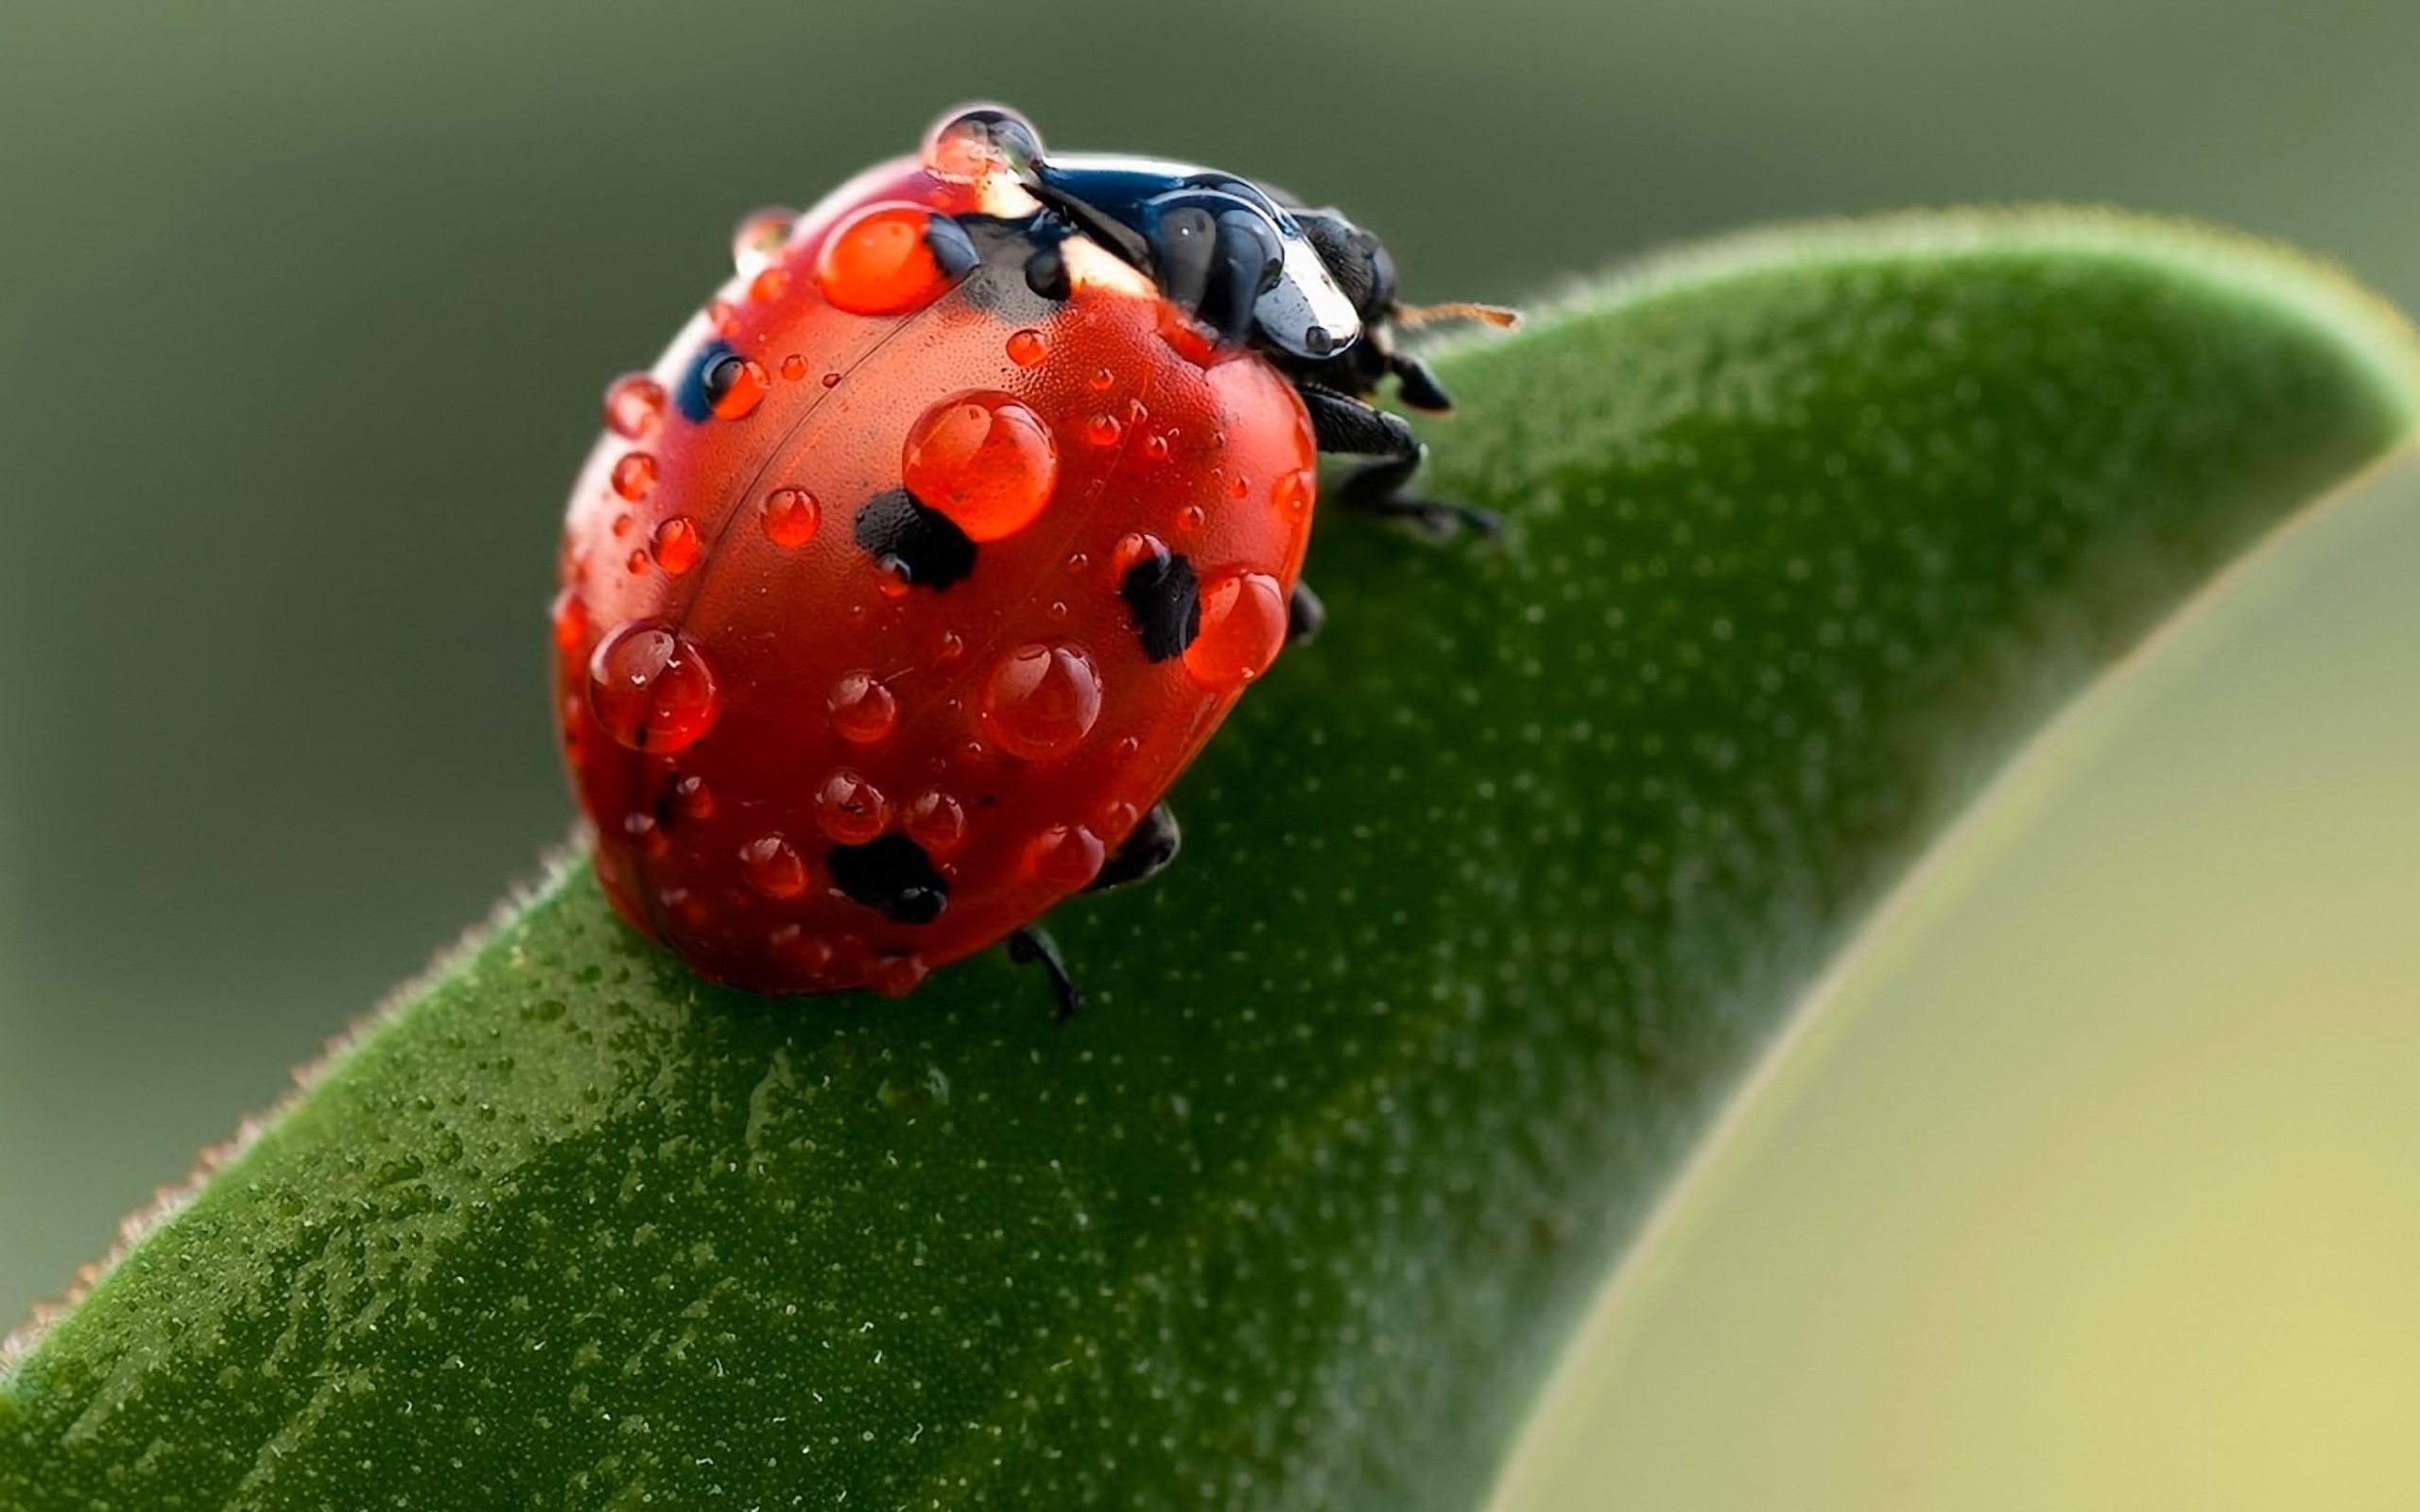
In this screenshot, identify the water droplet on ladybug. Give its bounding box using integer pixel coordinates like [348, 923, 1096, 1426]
[1184, 572, 1288, 692]
[770, 924, 834, 975]
[703, 353, 768, 420]
[935, 629, 965, 664]
[672, 773, 714, 821]
[979, 642, 1101, 762]
[1087, 367, 1115, 392]
[1178, 505, 1206, 534]
[817, 202, 964, 317]
[904, 790, 966, 857]
[761, 486, 820, 548]
[1142, 433, 1172, 464]
[865, 952, 929, 998]
[587, 621, 720, 753]
[1095, 799, 1138, 839]
[780, 353, 808, 382]
[1228, 472, 1252, 501]
[1110, 531, 1169, 583]
[731, 205, 797, 273]
[922, 104, 1043, 182]
[604, 374, 666, 439]
[1114, 735, 1141, 760]
[828, 670, 900, 744]
[1083, 414, 1122, 448]
[623, 811, 669, 859]
[739, 833, 809, 900]
[650, 516, 702, 576]
[611, 512, 636, 539]
[815, 769, 889, 845]
[1024, 823, 1105, 890]
[821, 371, 842, 389]
[901, 390, 1059, 541]
[610, 452, 658, 502]
[708, 299, 741, 337]
[1274, 468, 1315, 521]
[550, 588, 589, 658]
[1064, 551, 1090, 575]
[749, 266, 790, 304]
[625, 548, 650, 576]
[1006, 329, 1048, 368]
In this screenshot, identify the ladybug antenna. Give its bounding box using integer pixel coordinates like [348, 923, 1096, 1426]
[1393, 301, 1522, 331]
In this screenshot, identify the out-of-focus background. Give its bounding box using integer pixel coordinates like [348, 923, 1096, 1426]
[2, 1, 2414, 1504]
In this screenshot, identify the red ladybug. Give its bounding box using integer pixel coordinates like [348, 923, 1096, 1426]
[552, 105, 1511, 1014]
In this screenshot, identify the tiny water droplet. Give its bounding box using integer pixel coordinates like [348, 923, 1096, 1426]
[611, 512, 636, 539]
[1142, 433, 1172, 463]
[1086, 367, 1115, 392]
[780, 353, 808, 382]
[904, 790, 966, 856]
[901, 390, 1059, 541]
[1083, 413, 1122, 448]
[934, 629, 965, 664]
[1274, 468, 1315, 520]
[708, 299, 741, 337]
[1006, 329, 1047, 368]
[672, 773, 714, 821]
[769, 924, 834, 974]
[749, 266, 790, 304]
[979, 643, 1101, 762]
[587, 621, 720, 753]
[1024, 823, 1105, 890]
[1228, 472, 1252, 501]
[1184, 572, 1288, 691]
[550, 588, 589, 658]
[821, 370, 842, 388]
[761, 487, 821, 548]
[865, 952, 929, 998]
[625, 548, 650, 576]
[1178, 505, 1206, 534]
[739, 833, 809, 900]
[610, 452, 658, 502]
[650, 516, 702, 576]
[815, 769, 889, 845]
[604, 374, 666, 439]
[828, 670, 900, 744]
[622, 811, 668, 858]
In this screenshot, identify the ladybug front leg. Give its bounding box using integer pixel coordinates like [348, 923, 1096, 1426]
[1297, 385, 1501, 539]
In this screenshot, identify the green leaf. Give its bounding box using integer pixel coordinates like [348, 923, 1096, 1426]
[5, 210, 2414, 1511]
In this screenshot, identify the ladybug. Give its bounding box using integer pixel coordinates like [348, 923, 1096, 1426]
[552, 105, 1512, 1015]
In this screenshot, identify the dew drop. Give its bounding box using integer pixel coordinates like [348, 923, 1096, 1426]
[769, 924, 835, 975]
[780, 353, 808, 382]
[865, 952, 930, 998]
[612, 512, 636, 540]
[1142, 433, 1172, 463]
[828, 670, 900, 744]
[731, 205, 797, 273]
[672, 773, 714, 821]
[604, 374, 666, 439]
[739, 833, 809, 900]
[979, 643, 1101, 762]
[817, 202, 962, 317]
[1083, 413, 1123, 448]
[749, 266, 790, 304]
[1228, 472, 1252, 501]
[1274, 468, 1315, 521]
[625, 548, 650, 576]
[761, 487, 821, 548]
[1114, 735, 1141, 761]
[901, 390, 1059, 541]
[703, 353, 769, 420]
[821, 371, 842, 389]
[1110, 531, 1170, 584]
[1183, 572, 1288, 691]
[1178, 505, 1206, 534]
[903, 790, 966, 857]
[708, 298, 741, 337]
[549, 588, 589, 658]
[1006, 329, 1048, 368]
[622, 811, 669, 859]
[1095, 799, 1139, 838]
[1086, 367, 1115, 392]
[587, 621, 720, 754]
[650, 515, 702, 576]
[815, 769, 889, 845]
[1024, 823, 1105, 890]
[935, 629, 965, 664]
[610, 452, 658, 502]
[921, 105, 1041, 182]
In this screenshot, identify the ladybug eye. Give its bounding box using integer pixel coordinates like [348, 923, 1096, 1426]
[923, 104, 1046, 183]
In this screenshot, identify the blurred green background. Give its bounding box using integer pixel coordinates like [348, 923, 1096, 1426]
[3, 0, 2415, 1504]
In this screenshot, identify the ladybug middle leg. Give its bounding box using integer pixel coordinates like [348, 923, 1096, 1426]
[1297, 385, 1502, 539]
[1011, 805, 1184, 1022]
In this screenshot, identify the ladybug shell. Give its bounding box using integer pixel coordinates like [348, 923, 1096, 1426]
[553, 159, 1319, 997]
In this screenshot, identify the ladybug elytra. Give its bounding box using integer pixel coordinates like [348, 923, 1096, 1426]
[552, 105, 1512, 1014]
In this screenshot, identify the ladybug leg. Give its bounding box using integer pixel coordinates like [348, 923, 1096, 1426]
[1287, 580, 1325, 645]
[1086, 803, 1182, 892]
[1389, 351, 1456, 413]
[1297, 385, 1502, 539]
[1009, 926, 1083, 1022]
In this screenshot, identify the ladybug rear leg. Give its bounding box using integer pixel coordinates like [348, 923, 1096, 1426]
[1009, 926, 1083, 1022]
[1086, 803, 1181, 892]
[1287, 581, 1325, 646]
[1298, 385, 1501, 539]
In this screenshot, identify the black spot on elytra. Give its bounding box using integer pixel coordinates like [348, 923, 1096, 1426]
[675, 339, 735, 423]
[1120, 548, 1201, 662]
[855, 489, 977, 590]
[829, 834, 948, 924]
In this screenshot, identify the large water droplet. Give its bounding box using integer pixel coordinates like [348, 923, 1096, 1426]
[588, 622, 720, 753]
[921, 105, 1043, 182]
[1274, 468, 1315, 522]
[1184, 572, 1288, 691]
[604, 374, 666, 439]
[979, 643, 1100, 762]
[817, 202, 962, 317]
[815, 768, 889, 845]
[1024, 823, 1105, 890]
[761, 486, 820, 548]
[901, 390, 1058, 541]
[650, 516, 702, 576]
[610, 452, 658, 503]
[739, 833, 809, 900]
[829, 670, 900, 745]
[1006, 329, 1048, 368]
